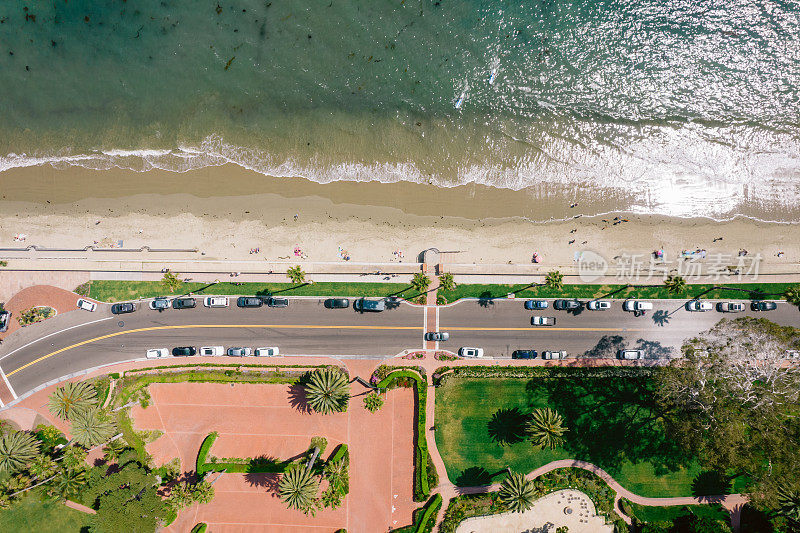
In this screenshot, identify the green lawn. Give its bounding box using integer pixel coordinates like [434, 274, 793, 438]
[621, 499, 729, 524]
[0, 491, 91, 532]
[435, 376, 721, 497]
[438, 282, 794, 303]
[84, 280, 414, 302]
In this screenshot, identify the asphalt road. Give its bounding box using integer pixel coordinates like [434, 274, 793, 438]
[1, 295, 799, 401]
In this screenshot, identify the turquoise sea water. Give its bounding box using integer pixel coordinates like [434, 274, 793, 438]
[0, 0, 798, 217]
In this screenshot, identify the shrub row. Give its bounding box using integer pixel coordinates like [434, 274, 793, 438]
[393, 494, 443, 533]
[190, 524, 207, 533]
[123, 362, 341, 375]
[432, 365, 660, 385]
[376, 368, 434, 501]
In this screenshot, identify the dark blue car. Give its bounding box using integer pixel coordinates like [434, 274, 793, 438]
[524, 300, 548, 310]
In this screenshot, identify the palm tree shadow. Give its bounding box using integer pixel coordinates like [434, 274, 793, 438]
[583, 335, 625, 358]
[455, 466, 492, 487]
[477, 291, 495, 308]
[691, 470, 731, 502]
[245, 472, 281, 494]
[652, 309, 670, 326]
[487, 407, 529, 446]
[287, 383, 311, 414]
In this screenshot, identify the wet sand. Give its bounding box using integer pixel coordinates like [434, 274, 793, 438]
[0, 164, 798, 267]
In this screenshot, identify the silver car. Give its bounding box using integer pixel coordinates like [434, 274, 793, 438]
[587, 300, 611, 310]
[618, 349, 644, 360]
[227, 347, 252, 357]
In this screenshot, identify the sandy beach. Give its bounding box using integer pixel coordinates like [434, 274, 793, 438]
[0, 164, 799, 269]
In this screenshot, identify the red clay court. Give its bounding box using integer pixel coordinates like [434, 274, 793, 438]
[131, 381, 416, 532]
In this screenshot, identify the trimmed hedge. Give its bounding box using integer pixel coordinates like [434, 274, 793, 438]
[190, 524, 207, 533]
[377, 368, 433, 501]
[195, 432, 292, 475]
[433, 364, 660, 385]
[393, 494, 443, 533]
[328, 444, 349, 464]
[195, 432, 219, 475]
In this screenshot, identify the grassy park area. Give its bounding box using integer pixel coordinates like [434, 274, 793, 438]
[0, 490, 91, 531]
[434, 372, 743, 498]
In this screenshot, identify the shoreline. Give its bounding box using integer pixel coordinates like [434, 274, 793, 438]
[0, 164, 798, 269]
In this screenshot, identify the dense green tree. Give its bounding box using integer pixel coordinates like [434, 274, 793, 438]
[526, 408, 568, 450]
[49, 468, 86, 500]
[69, 408, 116, 448]
[411, 272, 431, 294]
[102, 438, 126, 462]
[0, 431, 40, 474]
[28, 455, 58, 480]
[279, 466, 319, 513]
[304, 368, 350, 415]
[191, 481, 215, 505]
[785, 286, 800, 307]
[497, 470, 536, 513]
[545, 270, 564, 290]
[161, 269, 182, 293]
[48, 381, 97, 420]
[59, 446, 88, 472]
[89, 462, 169, 533]
[777, 484, 800, 528]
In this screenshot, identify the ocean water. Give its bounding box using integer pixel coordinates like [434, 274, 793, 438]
[0, 0, 798, 218]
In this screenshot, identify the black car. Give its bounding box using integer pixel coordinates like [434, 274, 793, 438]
[172, 297, 196, 309]
[554, 299, 582, 311]
[324, 298, 350, 309]
[172, 346, 196, 357]
[237, 296, 263, 308]
[111, 302, 136, 315]
[512, 350, 537, 359]
[266, 297, 289, 308]
[751, 300, 778, 311]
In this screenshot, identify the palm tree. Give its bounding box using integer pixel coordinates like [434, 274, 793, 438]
[437, 272, 456, 292]
[28, 455, 57, 480]
[59, 446, 88, 472]
[161, 269, 182, 293]
[278, 466, 319, 512]
[0, 431, 40, 474]
[544, 270, 564, 291]
[411, 272, 431, 294]
[48, 381, 97, 421]
[777, 484, 800, 525]
[69, 408, 116, 448]
[304, 368, 350, 415]
[526, 408, 568, 450]
[191, 480, 215, 505]
[49, 468, 86, 500]
[287, 265, 306, 284]
[498, 470, 536, 513]
[102, 438, 126, 462]
[785, 286, 800, 308]
[664, 274, 687, 294]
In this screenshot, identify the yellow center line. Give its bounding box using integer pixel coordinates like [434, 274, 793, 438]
[6, 324, 421, 377]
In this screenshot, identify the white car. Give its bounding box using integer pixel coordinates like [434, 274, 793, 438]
[785, 350, 800, 360]
[149, 297, 171, 310]
[717, 302, 745, 313]
[76, 299, 97, 312]
[204, 296, 229, 308]
[146, 348, 169, 359]
[685, 300, 713, 312]
[255, 347, 280, 357]
[587, 300, 611, 310]
[542, 350, 567, 360]
[623, 300, 653, 312]
[458, 347, 484, 358]
[227, 347, 252, 357]
[531, 316, 556, 326]
[200, 346, 224, 356]
[618, 349, 644, 360]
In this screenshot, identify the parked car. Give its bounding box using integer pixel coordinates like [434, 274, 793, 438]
[172, 346, 196, 357]
[752, 301, 778, 311]
[717, 302, 745, 313]
[111, 302, 136, 314]
[204, 296, 229, 308]
[586, 300, 611, 310]
[623, 300, 653, 312]
[542, 350, 567, 360]
[685, 300, 713, 312]
[459, 347, 484, 358]
[554, 299, 581, 311]
[0, 310, 11, 333]
[227, 347, 252, 357]
[199, 346, 224, 356]
[172, 297, 196, 310]
[354, 298, 386, 312]
[530, 316, 556, 326]
[149, 298, 171, 311]
[266, 297, 289, 308]
[618, 349, 644, 360]
[77, 299, 97, 312]
[237, 296, 263, 308]
[146, 348, 169, 359]
[511, 350, 537, 359]
[425, 332, 449, 341]
[255, 347, 280, 357]
[324, 298, 350, 309]
[524, 300, 548, 310]
[786, 350, 800, 360]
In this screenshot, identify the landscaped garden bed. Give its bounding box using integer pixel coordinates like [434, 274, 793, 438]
[433, 366, 744, 498]
[16, 306, 55, 326]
